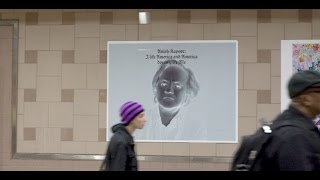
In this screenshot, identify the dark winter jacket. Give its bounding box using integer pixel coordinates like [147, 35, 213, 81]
[102, 123, 138, 171]
[260, 105, 320, 171]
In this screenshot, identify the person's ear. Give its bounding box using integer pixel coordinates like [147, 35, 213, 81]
[153, 86, 158, 103]
[300, 94, 313, 107]
[184, 93, 190, 106]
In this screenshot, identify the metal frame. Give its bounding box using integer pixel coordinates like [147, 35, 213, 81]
[0, 20, 19, 160]
[2, 19, 232, 164]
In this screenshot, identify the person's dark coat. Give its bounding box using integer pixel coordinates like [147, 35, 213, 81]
[260, 105, 320, 171]
[103, 123, 138, 171]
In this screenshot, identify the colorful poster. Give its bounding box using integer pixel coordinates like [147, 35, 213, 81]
[292, 44, 320, 72]
[281, 40, 320, 127]
[107, 41, 238, 143]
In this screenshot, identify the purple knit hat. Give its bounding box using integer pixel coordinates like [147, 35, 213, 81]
[119, 101, 144, 125]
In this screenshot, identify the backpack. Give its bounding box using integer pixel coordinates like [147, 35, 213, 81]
[230, 121, 297, 171]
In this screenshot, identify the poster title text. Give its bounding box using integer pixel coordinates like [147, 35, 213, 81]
[145, 49, 198, 64]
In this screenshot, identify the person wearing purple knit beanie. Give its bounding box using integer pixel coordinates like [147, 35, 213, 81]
[100, 101, 146, 171]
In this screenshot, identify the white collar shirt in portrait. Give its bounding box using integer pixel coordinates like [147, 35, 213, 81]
[145, 106, 184, 140]
[134, 105, 208, 141]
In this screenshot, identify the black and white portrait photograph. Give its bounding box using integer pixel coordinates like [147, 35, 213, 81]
[107, 41, 238, 142]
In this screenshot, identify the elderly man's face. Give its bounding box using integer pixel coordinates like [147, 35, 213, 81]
[156, 65, 188, 109]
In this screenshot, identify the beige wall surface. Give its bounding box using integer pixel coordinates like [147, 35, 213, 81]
[0, 9, 319, 171]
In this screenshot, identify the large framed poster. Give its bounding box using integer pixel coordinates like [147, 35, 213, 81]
[107, 41, 238, 143]
[281, 40, 320, 111]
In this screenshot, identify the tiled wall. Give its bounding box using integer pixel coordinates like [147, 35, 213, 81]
[0, 9, 319, 171]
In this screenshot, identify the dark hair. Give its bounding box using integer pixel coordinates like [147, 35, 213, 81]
[152, 59, 200, 105]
